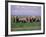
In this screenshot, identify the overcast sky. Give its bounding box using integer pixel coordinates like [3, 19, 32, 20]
[11, 5, 41, 16]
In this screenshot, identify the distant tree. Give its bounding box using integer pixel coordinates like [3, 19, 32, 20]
[13, 17, 15, 23]
[16, 16, 19, 22]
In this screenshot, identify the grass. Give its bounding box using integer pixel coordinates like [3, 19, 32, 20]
[11, 22, 41, 31]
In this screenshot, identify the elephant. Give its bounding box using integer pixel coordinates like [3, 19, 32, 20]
[18, 17, 27, 23]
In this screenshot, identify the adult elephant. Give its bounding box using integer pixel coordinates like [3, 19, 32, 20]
[31, 16, 36, 22]
[36, 18, 41, 22]
[18, 17, 27, 23]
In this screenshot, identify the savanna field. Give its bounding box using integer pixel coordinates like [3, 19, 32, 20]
[11, 22, 41, 31]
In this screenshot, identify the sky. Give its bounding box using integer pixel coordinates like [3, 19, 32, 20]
[11, 5, 41, 16]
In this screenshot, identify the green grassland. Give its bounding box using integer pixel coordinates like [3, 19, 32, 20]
[11, 22, 41, 31]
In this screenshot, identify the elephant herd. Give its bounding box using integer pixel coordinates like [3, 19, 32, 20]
[15, 16, 41, 23]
